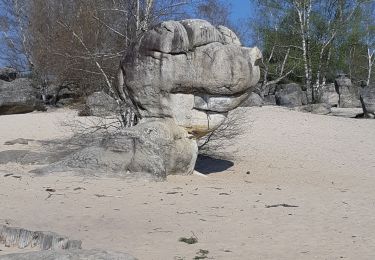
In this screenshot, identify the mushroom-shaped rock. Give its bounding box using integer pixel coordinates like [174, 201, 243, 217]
[119, 19, 262, 137]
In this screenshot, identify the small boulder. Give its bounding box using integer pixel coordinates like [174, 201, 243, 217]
[320, 83, 339, 107]
[241, 92, 263, 107]
[0, 78, 45, 115]
[85, 91, 120, 117]
[275, 83, 304, 107]
[0, 67, 18, 82]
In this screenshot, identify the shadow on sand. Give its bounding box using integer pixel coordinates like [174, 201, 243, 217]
[195, 155, 234, 175]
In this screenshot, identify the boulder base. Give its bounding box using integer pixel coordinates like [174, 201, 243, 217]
[0, 78, 45, 115]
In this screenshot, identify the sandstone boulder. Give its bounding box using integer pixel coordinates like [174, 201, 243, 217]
[33, 119, 197, 180]
[320, 83, 339, 107]
[85, 91, 120, 117]
[275, 83, 304, 107]
[40, 19, 261, 179]
[241, 92, 263, 107]
[119, 19, 261, 137]
[0, 78, 45, 115]
[335, 74, 360, 108]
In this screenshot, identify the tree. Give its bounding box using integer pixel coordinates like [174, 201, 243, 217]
[0, 0, 33, 72]
[253, 0, 370, 101]
[194, 0, 231, 27]
[0, 0, 191, 126]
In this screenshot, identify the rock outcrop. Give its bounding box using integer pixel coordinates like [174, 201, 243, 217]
[0, 78, 45, 115]
[335, 74, 360, 108]
[17, 20, 260, 180]
[110, 19, 261, 178]
[119, 19, 261, 138]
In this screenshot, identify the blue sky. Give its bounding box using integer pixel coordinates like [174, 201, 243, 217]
[229, 0, 256, 21]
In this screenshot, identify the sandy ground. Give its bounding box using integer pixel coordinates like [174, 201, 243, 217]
[0, 107, 375, 259]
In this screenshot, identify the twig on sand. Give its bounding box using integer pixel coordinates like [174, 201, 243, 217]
[265, 204, 299, 208]
[45, 193, 66, 200]
[94, 194, 123, 198]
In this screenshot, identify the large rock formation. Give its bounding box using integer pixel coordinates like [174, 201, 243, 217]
[119, 19, 261, 138]
[113, 19, 260, 178]
[0, 78, 45, 115]
[24, 20, 260, 180]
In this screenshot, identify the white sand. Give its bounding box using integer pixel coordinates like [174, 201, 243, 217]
[0, 107, 375, 259]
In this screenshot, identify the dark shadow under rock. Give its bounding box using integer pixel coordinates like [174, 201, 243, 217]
[0, 249, 137, 260]
[195, 155, 234, 175]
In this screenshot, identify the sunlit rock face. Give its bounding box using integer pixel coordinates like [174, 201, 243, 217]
[119, 19, 262, 137]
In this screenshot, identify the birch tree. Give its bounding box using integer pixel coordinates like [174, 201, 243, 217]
[254, 0, 369, 102]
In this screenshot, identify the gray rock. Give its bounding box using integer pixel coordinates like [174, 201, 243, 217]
[86, 91, 120, 117]
[301, 91, 308, 105]
[32, 119, 197, 180]
[330, 107, 363, 118]
[4, 138, 33, 145]
[295, 103, 332, 115]
[275, 83, 304, 107]
[241, 92, 263, 107]
[334, 74, 360, 108]
[0, 78, 45, 115]
[263, 95, 276, 106]
[217, 25, 241, 46]
[320, 83, 339, 107]
[180, 19, 224, 48]
[0, 249, 137, 260]
[119, 19, 261, 137]
[0, 67, 18, 82]
[0, 225, 81, 251]
[140, 20, 189, 54]
[117, 19, 261, 179]
[360, 86, 375, 116]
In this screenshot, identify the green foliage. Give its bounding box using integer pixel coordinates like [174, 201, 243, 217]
[253, 0, 375, 87]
